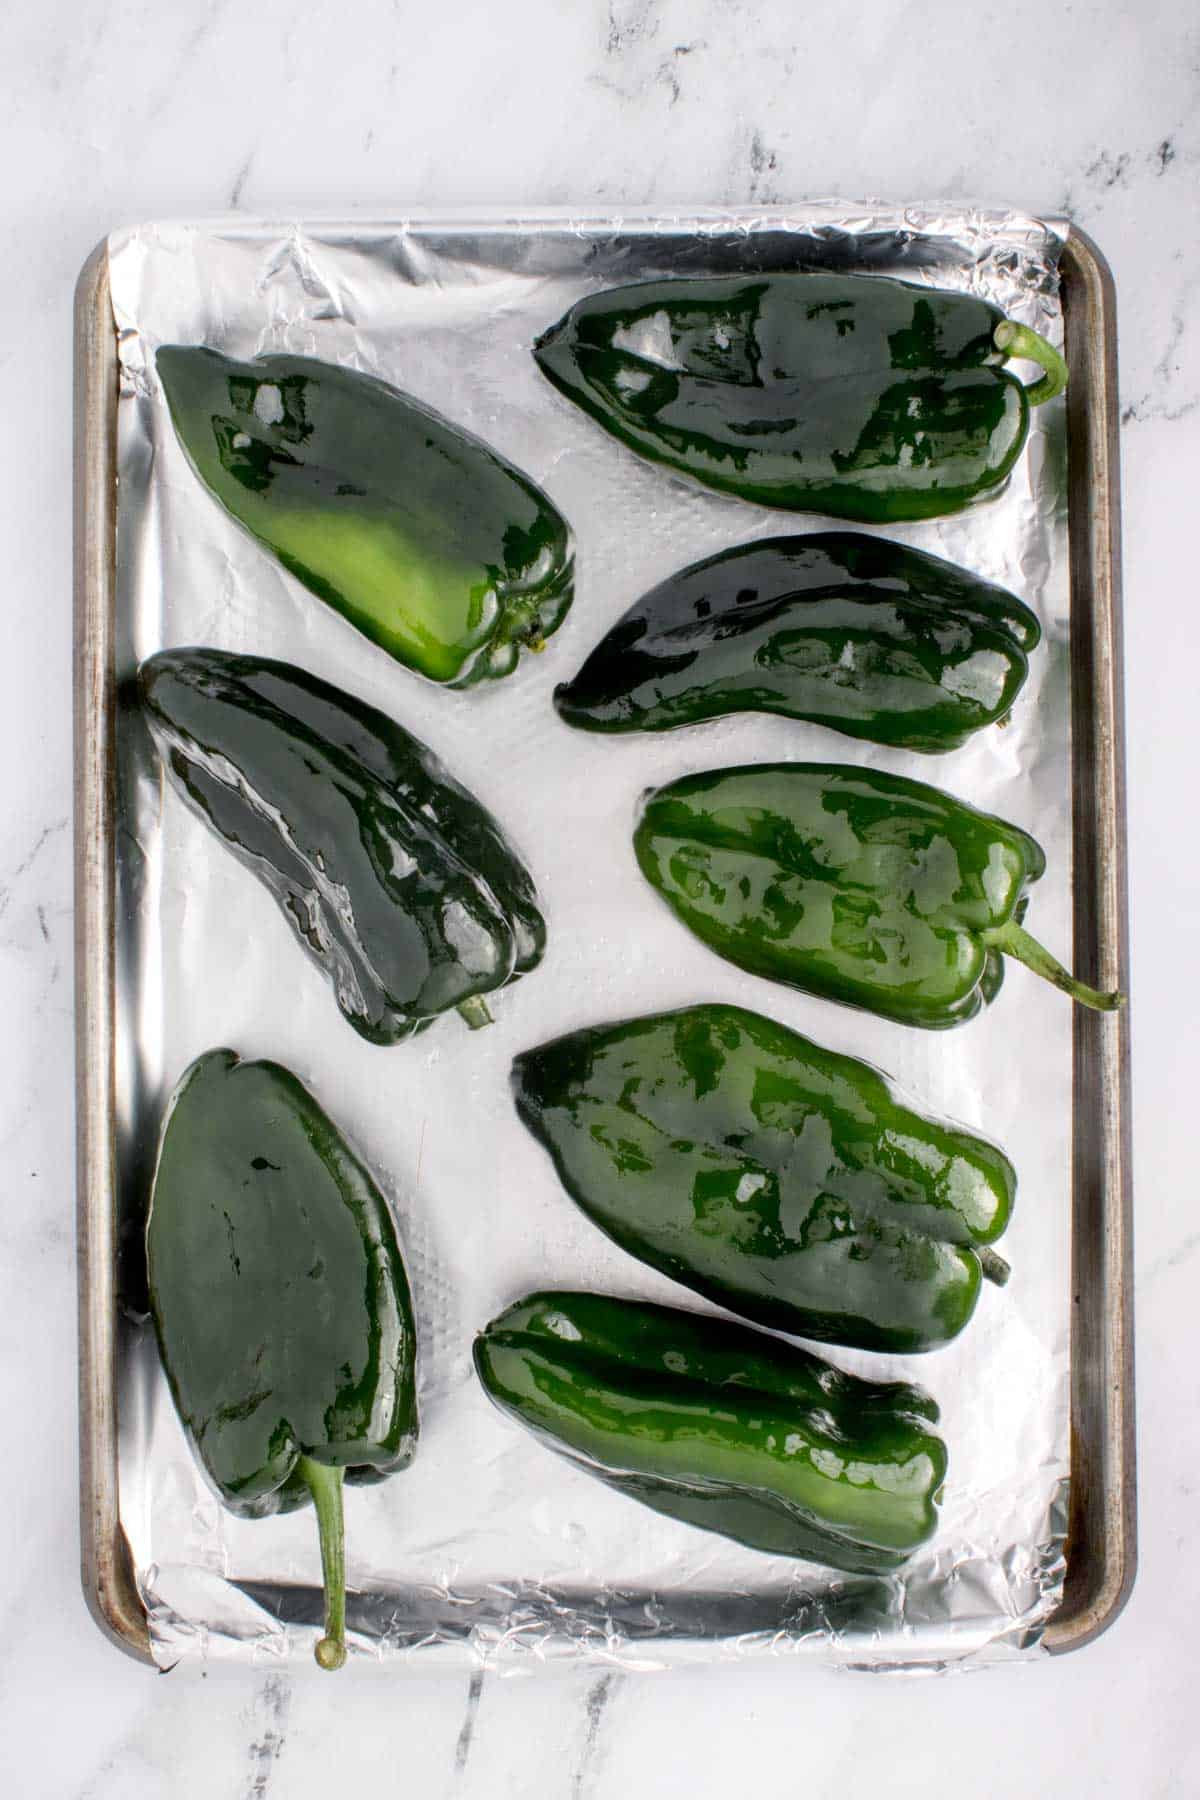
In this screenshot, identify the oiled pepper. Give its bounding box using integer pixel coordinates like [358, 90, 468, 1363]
[156, 347, 574, 685]
[555, 531, 1040, 751]
[635, 763, 1123, 1026]
[534, 272, 1067, 522]
[513, 1004, 1013, 1353]
[140, 648, 545, 1043]
[474, 1291, 946, 1573]
[147, 1049, 419, 1670]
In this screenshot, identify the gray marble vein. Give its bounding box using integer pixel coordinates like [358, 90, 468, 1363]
[571, 1674, 619, 1800]
[453, 1670, 485, 1782]
[1143, 1227, 1200, 1283]
[141, 2, 236, 129]
[229, 153, 256, 212]
[243, 1675, 292, 1798]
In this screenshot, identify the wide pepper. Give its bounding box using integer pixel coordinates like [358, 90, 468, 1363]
[555, 531, 1040, 751]
[534, 272, 1067, 522]
[147, 1049, 419, 1670]
[635, 762, 1122, 1026]
[474, 1291, 946, 1573]
[512, 1003, 1013, 1353]
[141, 648, 545, 1042]
[156, 346, 574, 685]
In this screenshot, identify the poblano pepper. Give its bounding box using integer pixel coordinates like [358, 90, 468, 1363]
[474, 1291, 946, 1572]
[555, 532, 1040, 751]
[140, 648, 545, 1043]
[156, 347, 574, 685]
[513, 1004, 1013, 1353]
[147, 1049, 419, 1671]
[534, 272, 1067, 522]
[635, 763, 1123, 1026]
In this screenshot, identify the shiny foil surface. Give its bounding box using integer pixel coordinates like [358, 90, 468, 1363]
[108, 205, 1071, 1672]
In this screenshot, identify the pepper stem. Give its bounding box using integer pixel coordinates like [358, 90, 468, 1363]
[980, 919, 1124, 1013]
[978, 1246, 1011, 1288]
[457, 994, 495, 1031]
[295, 1453, 347, 1672]
[993, 320, 1069, 407]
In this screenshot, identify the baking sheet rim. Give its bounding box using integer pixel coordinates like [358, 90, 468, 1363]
[72, 213, 1134, 1667]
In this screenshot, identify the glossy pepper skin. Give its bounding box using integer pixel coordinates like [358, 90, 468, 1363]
[534, 273, 1067, 523]
[156, 347, 574, 685]
[513, 1004, 1014, 1353]
[474, 1291, 946, 1573]
[147, 1049, 419, 1669]
[636, 763, 1123, 1026]
[140, 648, 545, 1043]
[555, 532, 1041, 751]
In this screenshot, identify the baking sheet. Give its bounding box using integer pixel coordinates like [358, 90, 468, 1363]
[107, 206, 1073, 1670]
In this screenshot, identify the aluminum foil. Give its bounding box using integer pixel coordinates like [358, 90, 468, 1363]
[107, 205, 1072, 1673]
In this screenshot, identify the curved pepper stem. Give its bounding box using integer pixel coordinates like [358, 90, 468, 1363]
[981, 919, 1124, 1013]
[978, 1246, 1011, 1288]
[296, 1454, 347, 1671]
[993, 320, 1069, 407]
[457, 995, 495, 1031]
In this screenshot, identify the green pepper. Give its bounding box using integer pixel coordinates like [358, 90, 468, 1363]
[513, 1003, 1013, 1353]
[147, 1049, 418, 1670]
[534, 273, 1067, 523]
[140, 648, 544, 1043]
[474, 1291, 946, 1572]
[635, 762, 1123, 1026]
[156, 347, 574, 685]
[555, 531, 1040, 751]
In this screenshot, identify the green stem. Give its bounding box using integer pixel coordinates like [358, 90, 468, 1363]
[993, 320, 1069, 406]
[978, 1246, 1011, 1288]
[457, 994, 494, 1031]
[496, 597, 548, 658]
[980, 919, 1124, 1013]
[296, 1454, 347, 1672]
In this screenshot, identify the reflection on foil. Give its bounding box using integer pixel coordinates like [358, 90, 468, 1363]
[108, 204, 1071, 1675]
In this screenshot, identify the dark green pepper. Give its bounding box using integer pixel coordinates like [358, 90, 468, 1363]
[474, 1291, 946, 1573]
[156, 347, 574, 685]
[513, 1003, 1013, 1353]
[534, 273, 1067, 523]
[140, 648, 545, 1043]
[635, 762, 1123, 1026]
[147, 1049, 418, 1670]
[555, 531, 1040, 751]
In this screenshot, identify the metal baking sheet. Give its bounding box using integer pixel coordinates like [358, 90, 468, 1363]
[73, 208, 1133, 1670]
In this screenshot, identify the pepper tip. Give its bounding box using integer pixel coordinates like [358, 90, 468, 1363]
[315, 1635, 347, 1672]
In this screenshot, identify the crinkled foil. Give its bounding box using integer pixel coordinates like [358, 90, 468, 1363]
[108, 205, 1071, 1673]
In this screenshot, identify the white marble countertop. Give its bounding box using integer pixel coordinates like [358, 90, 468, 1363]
[3, 1, 1197, 1793]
